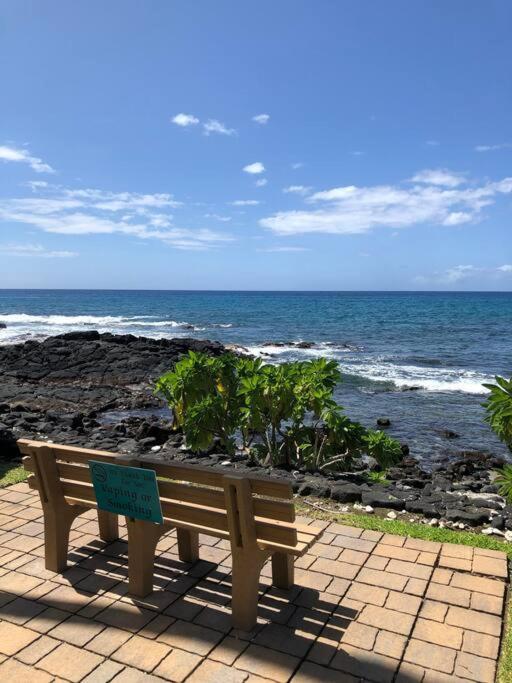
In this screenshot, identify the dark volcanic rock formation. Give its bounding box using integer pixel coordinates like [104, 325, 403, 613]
[0, 331, 226, 412]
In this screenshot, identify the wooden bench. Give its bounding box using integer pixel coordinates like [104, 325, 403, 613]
[19, 438, 323, 630]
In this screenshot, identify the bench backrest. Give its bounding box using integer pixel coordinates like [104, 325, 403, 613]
[19, 438, 298, 550]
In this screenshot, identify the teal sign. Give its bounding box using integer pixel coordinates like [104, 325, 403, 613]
[89, 460, 163, 524]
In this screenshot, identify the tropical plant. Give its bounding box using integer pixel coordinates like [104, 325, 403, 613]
[155, 351, 403, 471]
[364, 430, 403, 469]
[483, 376, 512, 452]
[494, 464, 512, 504]
[367, 470, 390, 485]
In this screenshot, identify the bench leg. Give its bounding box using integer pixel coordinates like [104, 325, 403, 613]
[97, 510, 119, 543]
[271, 552, 294, 590]
[177, 528, 199, 563]
[43, 504, 86, 573]
[231, 552, 268, 631]
[126, 518, 164, 597]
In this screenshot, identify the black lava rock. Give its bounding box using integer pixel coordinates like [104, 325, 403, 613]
[330, 483, 364, 503]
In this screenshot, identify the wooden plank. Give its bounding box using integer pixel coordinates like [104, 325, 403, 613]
[160, 498, 229, 533]
[61, 481, 96, 503]
[27, 474, 37, 490]
[22, 455, 35, 472]
[57, 462, 91, 483]
[156, 480, 294, 522]
[140, 458, 292, 499]
[255, 520, 297, 547]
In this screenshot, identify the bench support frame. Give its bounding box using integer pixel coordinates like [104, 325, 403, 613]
[30, 444, 119, 572]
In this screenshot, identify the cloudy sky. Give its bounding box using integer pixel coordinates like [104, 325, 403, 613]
[1, 1, 511, 290]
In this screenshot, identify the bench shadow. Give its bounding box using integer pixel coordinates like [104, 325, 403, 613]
[0, 539, 421, 682]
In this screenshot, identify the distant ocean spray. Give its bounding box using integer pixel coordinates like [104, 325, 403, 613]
[1, 289, 511, 464]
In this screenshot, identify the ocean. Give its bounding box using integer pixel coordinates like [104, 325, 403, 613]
[1, 289, 511, 465]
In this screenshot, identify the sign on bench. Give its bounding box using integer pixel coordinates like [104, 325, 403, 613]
[89, 460, 163, 524]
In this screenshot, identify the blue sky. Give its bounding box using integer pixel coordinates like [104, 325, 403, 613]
[1, 0, 511, 290]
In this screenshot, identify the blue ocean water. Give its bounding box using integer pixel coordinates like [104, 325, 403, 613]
[1, 289, 511, 464]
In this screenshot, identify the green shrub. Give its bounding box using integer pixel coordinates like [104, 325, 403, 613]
[155, 351, 403, 471]
[483, 376, 512, 452]
[494, 464, 512, 504]
[364, 430, 404, 469]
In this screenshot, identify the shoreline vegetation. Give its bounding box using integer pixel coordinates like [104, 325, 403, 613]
[0, 330, 511, 538]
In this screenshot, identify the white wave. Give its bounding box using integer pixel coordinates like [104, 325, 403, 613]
[245, 344, 491, 394]
[0, 313, 221, 330]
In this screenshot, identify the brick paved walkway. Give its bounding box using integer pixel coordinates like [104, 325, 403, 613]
[0, 482, 508, 682]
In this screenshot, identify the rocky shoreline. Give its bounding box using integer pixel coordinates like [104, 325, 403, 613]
[1, 331, 510, 536]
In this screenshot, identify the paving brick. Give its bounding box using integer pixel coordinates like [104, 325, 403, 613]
[364, 554, 388, 570]
[38, 642, 104, 682]
[326, 523, 362, 538]
[26, 606, 70, 634]
[404, 639, 456, 674]
[386, 558, 433, 580]
[439, 556, 472, 572]
[425, 582, 471, 607]
[0, 570, 44, 595]
[385, 591, 422, 616]
[0, 595, 46, 624]
[236, 643, 300, 682]
[309, 543, 341, 560]
[373, 629, 407, 659]
[380, 533, 406, 547]
[345, 582, 388, 607]
[16, 634, 61, 664]
[295, 568, 333, 591]
[356, 567, 408, 591]
[331, 643, 399, 682]
[413, 617, 463, 650]
[454, 651, 496, 683]
[292, 661, 359, 682]
[0, 620, 40, 655]
[404, 537, 442, 554]
[210, 635, 248, 665]
[111, 667, 165, 682]
[374, 544, 419, 563]
[419, 599, 448, 622]
[341, 621, 377, 650]
[359, 605, 415, 636]
[431, 567, 452, 585]
[113, 634, 169, 672]
[446, 605, 502, 636]
[309, 557, 360, 580]
[470, 591, 503, 615]
[49, 614, 105, 646]
[463, 632, 499, 665]
[331, 535, 376, 553]
[158, 619, 223, 655]
[404, 577, 428, 596]
[187, 659, 248, 683]
[0, 657, 53, 682]
[82, 660, 125, 683]
[472, 554, 508, 578]
[450, 572, 505, 597]
[442, 543, 473, 560]
[95, 600, 155, 632]
[339, 548, 369, 566]
[396, 661, 427, 683]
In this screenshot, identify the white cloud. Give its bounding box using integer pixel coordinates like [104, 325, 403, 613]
[243, 162, 265, 175]
[255, 178, 267, 187]
[261, 172, 512, 236]
[416, 264, 512, 284]
[291, 162, 304, 170]
[426, 140, 440, 146]
[410, 169, 465, 187]
[204, 213, 232, 222]
[203, 119, 236, 136]
[0, 243, 77, 258]
[475, 143, 512, 152]
[283, 185, 312, 196]
[171, 113, 199, 127]
[0, 185, 232, 251]
[0, 145, 54, 174]
[258, 246, 309, 252]
[230, 199, 260, 206]
[252, 114, 270, 125]
[351, 151, 364, 156]
[25, 180, 49, 191]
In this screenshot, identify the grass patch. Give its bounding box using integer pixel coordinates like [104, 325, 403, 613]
[499, 596, 512, 683]
[296, 500, 512, 558]
[0, 461, 28, 488]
